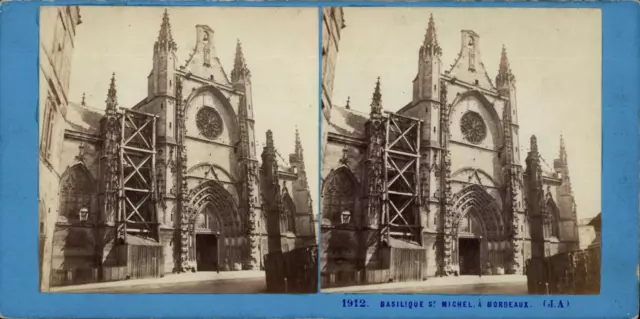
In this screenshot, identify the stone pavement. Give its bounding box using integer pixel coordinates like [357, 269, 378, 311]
[322, 275, 527, 293]
[49, 270, 265, 293]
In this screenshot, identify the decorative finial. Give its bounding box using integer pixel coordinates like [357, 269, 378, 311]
[75, 142, 86, 162]
[559, 134, 567, 163]
[81, 92, 86, 106]
[530, 135, 538, 153]
[106, 73, 117, 112]
[345, 96, 351, 109]
[265, 130, 274, 150]
[370, 77, 382, 115]
[339, 146, 348, 165]
[234, 39, 246, 68]
[294, 126, 303, 159]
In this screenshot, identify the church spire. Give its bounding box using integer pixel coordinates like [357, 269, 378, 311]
[496, 45, 515, 90]
[106, 73, 117, 114]
[231, 39, 251, 83]
[559, 134, 568, 164]
[421, 14, 441, 57]
[155, 9, 177, 52]
[370, 77, 382, 116]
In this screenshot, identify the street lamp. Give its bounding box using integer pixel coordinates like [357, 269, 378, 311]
[79, 207, 89, 222]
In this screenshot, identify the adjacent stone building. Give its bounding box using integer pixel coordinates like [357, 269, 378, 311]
[321, 14, 580, 278]
[578, 216, 597, 250]
[39, 6, 83, 291]
[41, 10, 315, 286]
[321, 7, 346, 156]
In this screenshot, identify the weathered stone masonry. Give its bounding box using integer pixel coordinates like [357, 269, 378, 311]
[321, 14, 580, 279]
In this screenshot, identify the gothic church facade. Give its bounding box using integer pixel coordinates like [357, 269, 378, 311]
[40, 10, 315, 282]
[321, 15, 580, 277]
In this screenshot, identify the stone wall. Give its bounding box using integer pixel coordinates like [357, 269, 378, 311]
[526, 247, 601, 294]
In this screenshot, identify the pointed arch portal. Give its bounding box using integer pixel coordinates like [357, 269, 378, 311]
[188, 180, 243, 271]
[450, 184, 507, 275]
[59, 163, 96, 223]
[321, 166, 360, 271]
[321, 166, 358, 226]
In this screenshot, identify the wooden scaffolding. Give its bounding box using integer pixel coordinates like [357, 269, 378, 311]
[116, 107, 159, 243]
[381, 112, 422, 244]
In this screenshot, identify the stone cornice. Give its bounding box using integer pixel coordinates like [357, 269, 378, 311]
[185, 135, 235, 148]
[450, 140, 498, 153]
[327, 132, 367, 147]
[442, 74, 505, 100]
[64, 129, 101, 143]
[177, 70, 238, 95]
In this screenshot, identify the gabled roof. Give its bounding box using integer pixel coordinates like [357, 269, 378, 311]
[327, 105, 368, 139]
[64, 102, 103, 135]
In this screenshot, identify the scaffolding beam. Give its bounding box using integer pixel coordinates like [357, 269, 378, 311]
[116, 108, 159, 243]
[381, 113, 422, 244]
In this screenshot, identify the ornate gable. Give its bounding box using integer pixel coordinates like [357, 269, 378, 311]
[446, 30, 495, 91]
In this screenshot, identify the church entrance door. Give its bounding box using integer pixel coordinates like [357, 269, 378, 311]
[196, 233, 219, 271]
[458, 237, 481, 275]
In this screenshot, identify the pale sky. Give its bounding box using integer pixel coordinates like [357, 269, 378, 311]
[67, 6, 319, 213]
[332, 8, 601, 219]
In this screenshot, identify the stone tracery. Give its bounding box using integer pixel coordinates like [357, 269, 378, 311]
[59, 164, 95, 222]
[451, 184, 505, 240]
[196, 106, 224, 140]
[322, 166, 358, 226]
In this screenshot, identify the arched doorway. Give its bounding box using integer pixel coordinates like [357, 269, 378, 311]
[282, 190, 297, 234]
[321, 166, 359, 270]
[450, 184, 505, 275]
[188, 181, 241, 271]
[57, 163, 97, 271]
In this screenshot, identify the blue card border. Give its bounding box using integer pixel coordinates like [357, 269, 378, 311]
[0, 1, 638, 318]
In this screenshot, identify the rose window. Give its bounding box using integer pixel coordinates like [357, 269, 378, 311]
[460, 111, 487, 144]
[196, 106, 223, 140]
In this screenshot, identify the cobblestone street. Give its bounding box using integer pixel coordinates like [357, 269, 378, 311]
[50, 271, 267, 294]
[323, 275, 528, 294]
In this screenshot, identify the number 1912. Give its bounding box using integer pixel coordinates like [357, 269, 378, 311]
[342, 298, 367, 308]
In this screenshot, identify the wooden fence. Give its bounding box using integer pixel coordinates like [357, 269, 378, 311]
[127, 244, 164, 280]
[51, 266, 128, 287]
[321, 247, 426, 289]
[264, 245, 318, 293]
[526, 246, 601, 294]
[321, 268, 391, 289]
[390, 247, 426, 282]
[50, 244, 164, 287]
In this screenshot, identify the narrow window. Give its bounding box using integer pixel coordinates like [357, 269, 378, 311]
[41, 96, 56, 158]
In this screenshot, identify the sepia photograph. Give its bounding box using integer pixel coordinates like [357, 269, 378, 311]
[38, 6, 319, 294]
[321, 7, 601, 294]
